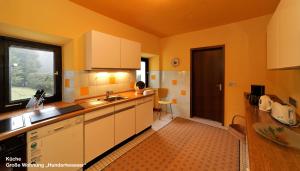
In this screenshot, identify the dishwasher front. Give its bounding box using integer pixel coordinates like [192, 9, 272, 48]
[27, 115, 84, 171]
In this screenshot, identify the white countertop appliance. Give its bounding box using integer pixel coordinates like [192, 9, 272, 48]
[27, 116, 84, 171]
[143, 89, 154, 95]
[259, 95, 273, 112]
[271, 102, 297, 126]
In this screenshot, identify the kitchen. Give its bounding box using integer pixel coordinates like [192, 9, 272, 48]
[1, 0, 300, 170]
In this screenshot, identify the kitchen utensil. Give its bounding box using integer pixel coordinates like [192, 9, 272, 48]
[253, 122, 300, 149]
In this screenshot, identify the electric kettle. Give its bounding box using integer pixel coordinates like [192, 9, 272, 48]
[259, 95, 273, 111]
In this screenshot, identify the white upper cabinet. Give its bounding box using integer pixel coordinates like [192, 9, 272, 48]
[85, 30, 141, 70]
[267, 11, 280, 69]
[121, 38, 141, 69]
[85, 31, 121, 69]
[267, 0, 300, 69]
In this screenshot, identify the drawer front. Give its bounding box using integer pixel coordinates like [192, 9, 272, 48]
[84, 106, 114, 121]
[143, 96, 154, 103]
[115, 101, 136, 111]
[27, 115, 83, 142]
[135, 98, 144, 105]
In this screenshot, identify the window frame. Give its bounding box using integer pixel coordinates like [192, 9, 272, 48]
[141, 57, 149, 87]
[0, 36, 62, 112]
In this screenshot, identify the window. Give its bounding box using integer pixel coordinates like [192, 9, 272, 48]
[0, 37, 62, 112]
[136, 58, 149, 87]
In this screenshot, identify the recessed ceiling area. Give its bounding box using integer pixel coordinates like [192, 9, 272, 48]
[70, 0, 280, 37]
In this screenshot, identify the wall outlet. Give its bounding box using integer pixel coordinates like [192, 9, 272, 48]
[289, 97, 297, 108]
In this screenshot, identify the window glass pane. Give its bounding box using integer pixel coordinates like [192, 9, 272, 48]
[136, 61, 146, 83]
[9, 46, 54, 101]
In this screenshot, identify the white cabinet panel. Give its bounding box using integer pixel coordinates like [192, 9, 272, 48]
[84, 106, 114, 121]
[115, 101, 136, 111]
[115, 107, 135, 145]
[85, 30, 142, 70]
[277, 0, 300, 68]
[267, 12, 279, 69]
[267, 0, 300, 69]
[136, 100, 153, 134]
[121, 38, 141, 69]
[85, 30, 120, 69]
[84, 114, 114, 163]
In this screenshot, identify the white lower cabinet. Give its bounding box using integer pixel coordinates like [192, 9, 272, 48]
[83, 96, 154, 163]
[114, 106, 136, 145]
[84, 108, 115, 163]
[136, 99, 154, 134]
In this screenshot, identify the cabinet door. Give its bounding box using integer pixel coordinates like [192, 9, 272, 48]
[120, 38, 141, 69]
[267, 11, 280, 69]
[84, 115, 114, 163]
[115, 107, 136, 145]
[136, 100, 153, 134]
[277, 0, 300, 68]
[86, 30, 120, 69]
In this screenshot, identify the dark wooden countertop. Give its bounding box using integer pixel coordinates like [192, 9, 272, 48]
[244, 93, 300, 171]
[0, 91, 154, 141]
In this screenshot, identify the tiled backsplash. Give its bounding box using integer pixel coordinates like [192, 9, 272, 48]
[148, 70, 160, 88]
[161, 71, 190, 118]
[63, 69, 189, 117]
[63, 70, 136, 102]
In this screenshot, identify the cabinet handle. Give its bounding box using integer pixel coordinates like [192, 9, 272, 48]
[30, 135, 38, 140]
[115, 105, 135, 113]
[136, 100, 153, 106]
[85, 112, 114, 124]
[54, 126, 65, 132]
[5, 103, 22, 107]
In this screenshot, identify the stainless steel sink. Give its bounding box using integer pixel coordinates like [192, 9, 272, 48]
[99, 95, 128, 102]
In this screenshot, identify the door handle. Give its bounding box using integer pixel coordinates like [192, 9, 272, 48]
[54, 71, 59, 75]
[216, 84, 222, 92]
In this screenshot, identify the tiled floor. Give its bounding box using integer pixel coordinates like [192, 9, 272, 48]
[87, 112, 229, 171]
[151, 111, 174, 131]
[86, 129, 156, 171]
[105, 117, 239, 171]
[87, 112, 171, 171]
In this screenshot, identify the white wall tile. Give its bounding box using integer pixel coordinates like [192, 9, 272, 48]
[161, 71, 191, 117]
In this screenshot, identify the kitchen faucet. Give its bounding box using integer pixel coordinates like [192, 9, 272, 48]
[106, 91, 113, 99]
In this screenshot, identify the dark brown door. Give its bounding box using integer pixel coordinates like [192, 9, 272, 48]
[191, 46, 224, 124]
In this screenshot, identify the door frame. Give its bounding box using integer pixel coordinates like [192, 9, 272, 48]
[190, 45, 225, 125]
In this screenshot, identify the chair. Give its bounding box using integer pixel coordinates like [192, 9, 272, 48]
[229, 115, 246, 140]
[157, 88, 173, 119]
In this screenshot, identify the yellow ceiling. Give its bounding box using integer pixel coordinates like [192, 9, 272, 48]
[70, 0, 279, 37]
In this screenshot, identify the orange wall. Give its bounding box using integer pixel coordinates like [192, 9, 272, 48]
[160, 15, 275, 126]
[149, 56, 160, 71]
[0, 0, 160, 71]
[267, 69, 300, 114]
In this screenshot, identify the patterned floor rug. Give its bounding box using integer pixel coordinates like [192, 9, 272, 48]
[104, 117, 239, 171]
